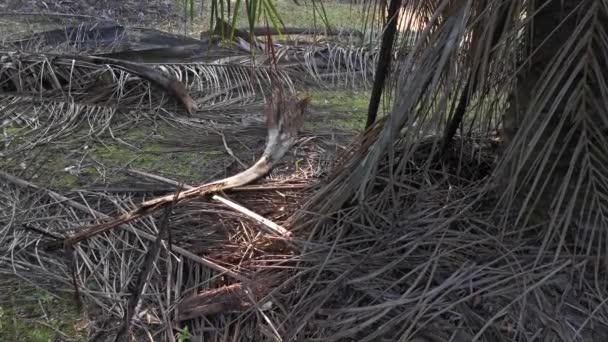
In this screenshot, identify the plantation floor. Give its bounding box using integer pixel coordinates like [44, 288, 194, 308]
[0, 1, 380, 339]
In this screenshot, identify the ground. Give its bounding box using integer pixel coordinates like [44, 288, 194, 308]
[0, 1, 372, 340]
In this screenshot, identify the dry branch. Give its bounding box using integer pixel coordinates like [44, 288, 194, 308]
[66, 86, 309, 244]
[128, 169, 292, 237]
[212, 195, 291, 237]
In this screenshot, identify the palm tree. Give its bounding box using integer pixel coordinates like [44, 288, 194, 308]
[278, 0, 608, 340]
[501, 0, 608, 241]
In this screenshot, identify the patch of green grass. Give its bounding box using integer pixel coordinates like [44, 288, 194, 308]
[269, 0, 366, 30]
[92, 141, 222, 180]
[0, 144, 86, 190]
[178, 325, 191, 342]
[2, 126, 26, 149]
[41, 148, 96, 190]
[0, 288, 86, 342]
[306, 89, 370, 131]
[51, 172, 81, 188]
[2, 122, 227, 189]
[312, 89, 369, 112]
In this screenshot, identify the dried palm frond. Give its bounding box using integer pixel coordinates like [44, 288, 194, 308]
[494, 0, 608, 259]
[0, 50, 301, 157]
[66, 83, 309, 244]
[0, 51, 196, 112]
[4, 17, 380, 93]
[273, 42, 380, 88]
[153, 62, 295, 101]
[0, 153, 320, 341]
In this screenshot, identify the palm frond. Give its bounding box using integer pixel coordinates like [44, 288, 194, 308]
[495, 0, 608, 258]
[0, 51, 301, 157]
[294, 0, 474, 215]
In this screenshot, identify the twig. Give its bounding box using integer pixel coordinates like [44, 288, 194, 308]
[220, 131, 248, 169]
[127, 169, 292, 238]
[0, 170, 250, 283]
[212, 195, 291, 238]
[21, 224, 64, 241]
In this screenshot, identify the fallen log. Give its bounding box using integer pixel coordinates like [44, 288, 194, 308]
[202, 18, 364, 41]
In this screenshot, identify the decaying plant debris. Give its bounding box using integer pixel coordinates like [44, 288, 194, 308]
[2, 7, 608, 342]
[0, 15, 365, 341]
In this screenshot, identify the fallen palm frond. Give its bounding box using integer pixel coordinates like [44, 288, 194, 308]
[273, 42, 379, 89]
[0, 51, 196, 113]
[153, 62, 296, 100]
[66, 84, 309, 244]
[4, 20, 381, 91]
[0, 169, 249, 281]
[0, 52, 302, 158]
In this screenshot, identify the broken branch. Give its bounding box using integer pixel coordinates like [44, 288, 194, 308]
[127, 169, 292, 238]
[66, 86, 309, 244]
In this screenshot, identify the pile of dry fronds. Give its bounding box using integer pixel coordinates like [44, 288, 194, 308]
[0, 15, 365, 341]
[276, 135, 606, 341]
